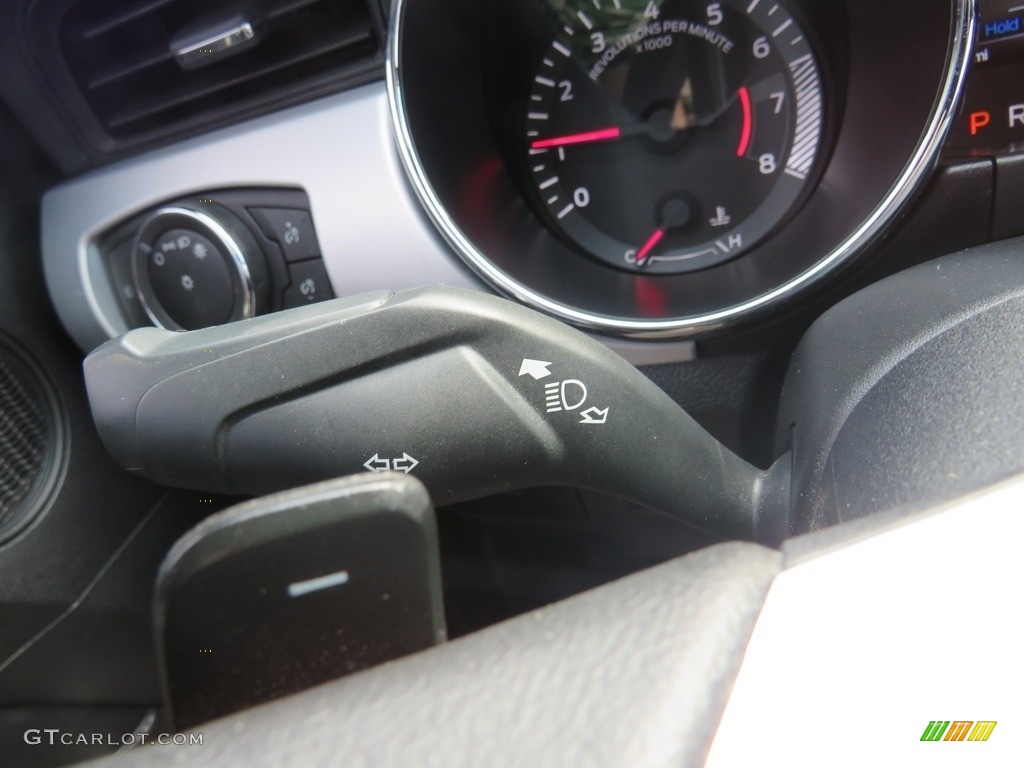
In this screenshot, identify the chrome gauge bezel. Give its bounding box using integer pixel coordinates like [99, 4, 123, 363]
[387, 0, 975, 339]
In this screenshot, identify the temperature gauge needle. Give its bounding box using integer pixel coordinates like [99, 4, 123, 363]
[635, 197, 692, 265]
[531, 127, 622, 149]
[635, 229, 665, 266]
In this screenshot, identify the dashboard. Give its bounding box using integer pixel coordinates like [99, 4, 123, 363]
[26, 0, 1001, 365]
[6, 0, 1024, 764]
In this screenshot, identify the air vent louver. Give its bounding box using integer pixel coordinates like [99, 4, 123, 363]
[55, 0, 383, 142]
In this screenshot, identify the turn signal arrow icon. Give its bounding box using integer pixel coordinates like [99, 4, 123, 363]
[363, 453, 390, 472]
[391, 453, 419, 474]
[363, 453, 420, 474]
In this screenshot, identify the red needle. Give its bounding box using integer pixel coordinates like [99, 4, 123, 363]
[531, 127, 622, 149]
[635, 229, 665, 265]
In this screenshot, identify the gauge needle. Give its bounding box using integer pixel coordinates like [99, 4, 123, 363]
[635, 229, 665, 266]
[531, 123, 659, 149]
[531, 127, 622, 149]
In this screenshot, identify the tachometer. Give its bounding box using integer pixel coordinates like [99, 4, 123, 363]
[527, 0, 823, 273]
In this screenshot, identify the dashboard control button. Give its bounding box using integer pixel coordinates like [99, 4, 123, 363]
[283, 259, 334, 308]
[146, 229, 234, 330]
[133, 204, 269, 331]
[250, 207, 321, 262]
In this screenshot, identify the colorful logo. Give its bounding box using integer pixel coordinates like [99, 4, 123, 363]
[920, 721, 997, 742]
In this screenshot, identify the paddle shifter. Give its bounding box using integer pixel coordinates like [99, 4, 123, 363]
[85, 287, 780, 540]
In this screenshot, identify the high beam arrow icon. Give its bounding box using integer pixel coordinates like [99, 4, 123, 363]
[519, 359, 553, 380]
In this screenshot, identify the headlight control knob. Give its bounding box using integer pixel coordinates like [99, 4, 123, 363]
[132, 204, 269, 331]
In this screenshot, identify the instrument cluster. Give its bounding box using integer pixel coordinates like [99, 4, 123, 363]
[389, 0, 972, 338]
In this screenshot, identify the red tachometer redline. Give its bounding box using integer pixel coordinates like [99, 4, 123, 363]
[531, 127, 622, 149]
[736, 86, 752, 157]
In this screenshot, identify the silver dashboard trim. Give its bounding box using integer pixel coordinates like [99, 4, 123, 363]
[386, 0, 977, 338]
[41, 84, 480, 352]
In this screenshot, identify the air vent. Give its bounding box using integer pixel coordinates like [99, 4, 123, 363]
[53, 0, 384, 143]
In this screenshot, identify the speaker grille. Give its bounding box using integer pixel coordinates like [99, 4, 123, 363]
[0, 342, 61, 539]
